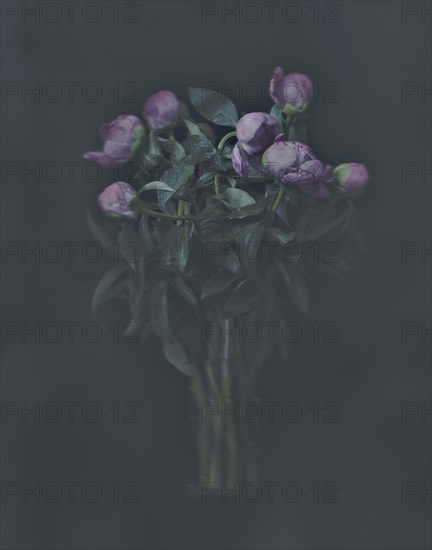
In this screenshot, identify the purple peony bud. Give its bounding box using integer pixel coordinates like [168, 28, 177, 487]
[231, 143, 265, 177]
[299, 161, 334, 199]
[83, 115, 144, 168]
[263, 138, 332, 198]
[263, 139, 316, 183]
[98, 182, 137, 221]
[143, 90, 181, 130]
[269, 66, 313, 114]
[333, 163, 369, 196]
[236, 112, 279, 156]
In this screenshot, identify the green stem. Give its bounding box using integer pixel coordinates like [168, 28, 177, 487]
[139, 206, 192, 221]
[284, 114, 294, 139]
[271, 186, 285, 213]
[214, 130, 237, 195]
[191, 372, 209, 485]
[237, 359, 258, 482]
[221, 319, 239, 486]
[176, 200, 185, 226]
[203, 325, 223, 484]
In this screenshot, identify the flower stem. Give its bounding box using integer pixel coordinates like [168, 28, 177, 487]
[271, 185, 285, 213]
[214, 130, 237, 195]
[176, 200, 185, 226]
[284, 115, 295, 139]
[220, 319, 239, 485]
[191, 371, 209, 484]
[139, 206, 192, 221]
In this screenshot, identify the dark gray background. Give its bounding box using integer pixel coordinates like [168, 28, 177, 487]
[1, 0, 431, 548]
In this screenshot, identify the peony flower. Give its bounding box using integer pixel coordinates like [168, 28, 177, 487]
[269, 67, 313, 114]
[236, 112, 279, 155]
[333, 163, 369, 196]
[98, 182, 137, 221]
[231, 143, 265, 177]
[263, 136, 332, 198]
[83, 115, 145, 168]
[143, 90, 181, 130]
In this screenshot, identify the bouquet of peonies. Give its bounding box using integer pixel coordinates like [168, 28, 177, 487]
[84, 67, 369, 495]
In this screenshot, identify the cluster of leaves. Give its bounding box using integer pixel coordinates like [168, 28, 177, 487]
[88, 88, 363, 376]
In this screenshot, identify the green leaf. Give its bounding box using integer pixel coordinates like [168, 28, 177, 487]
[181, 113, 207, 137]
[223, 279, 261, 316]
[189, 87, 239, 127]
[188, 147, 215, 166]
[195, 170, 215, 187]
[237, 222, 265, 276]
[142, 130, 163, 170]
[227, 196, 273, 219]
[171, 275, 199, 308]
[270, 104, 284, 126]
[160, 226, 182, 271]
[139, 181, 175, 193]
[162, 337, 195, 377]
[118, 224, 142, 268]
[182, 135, 215, 159]
[201, 268, 242, 300]
[201, 239, 242, 274]
[218, 243, 242, 274]
[264, 227, 296, 246]
[274, 202, 291, 226]
[138, 214, 155, 252]
[159, 162, 195, 210]
[220, 187, 256, 209]
[92, 263, 128, 320]
[177, 220, 193, 272]
[157, 136, 186, 163]
[150, 280, 194, 376]
[225, 176, 237, 187]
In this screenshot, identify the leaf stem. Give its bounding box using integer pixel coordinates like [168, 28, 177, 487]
[214, 130, 237, 195]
